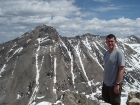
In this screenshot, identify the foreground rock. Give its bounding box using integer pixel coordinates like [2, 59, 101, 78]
[127, 92, 140, 105]
[100, 103, 111, 105]
[59, 91, 99, 105]
[129, 98, 140, 105]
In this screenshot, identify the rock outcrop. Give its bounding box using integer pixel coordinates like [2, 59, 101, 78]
[127, 92, 140, 105]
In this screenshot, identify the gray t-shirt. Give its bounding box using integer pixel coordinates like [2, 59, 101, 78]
[103, 48, 125, 86]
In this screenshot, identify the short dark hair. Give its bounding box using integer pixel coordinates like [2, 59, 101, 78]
[106, 34, 116, 41]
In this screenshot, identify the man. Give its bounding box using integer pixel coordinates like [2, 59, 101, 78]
[102, 34, 125, 105]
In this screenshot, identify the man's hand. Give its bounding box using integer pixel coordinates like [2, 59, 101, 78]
[114, 85, 120, 94]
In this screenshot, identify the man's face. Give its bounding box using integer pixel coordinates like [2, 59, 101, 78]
[106, 37, 116, 50]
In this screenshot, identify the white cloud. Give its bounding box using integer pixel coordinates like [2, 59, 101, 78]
[93, 5, 122, 12]
[93, 0, 109, 2]
[13, 26, 26, 30]
[55, 17, 140, 37]
[0, 0, 80, 17]
[0, 0, 140, 42]
[51, 16, 68, 24]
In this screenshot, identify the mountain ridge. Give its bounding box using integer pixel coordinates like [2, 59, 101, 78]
[0, 25, 140, 105]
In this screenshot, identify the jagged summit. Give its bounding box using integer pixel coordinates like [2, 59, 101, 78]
[19, 24, 60, 41]
[0, 25, 140, 105]
[82, 33, 100, 37]
[126, 35, 140, 43]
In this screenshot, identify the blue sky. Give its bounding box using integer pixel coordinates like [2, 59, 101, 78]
[0, 0, 140, 42]
[76, 0, 140, 20]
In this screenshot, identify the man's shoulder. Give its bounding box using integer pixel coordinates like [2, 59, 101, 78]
[115, 48, 125, 58]
[115, 48, 123, 53]
[103, 50, 108, 56]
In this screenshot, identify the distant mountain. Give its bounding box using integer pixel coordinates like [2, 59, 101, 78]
[0, 25, 140, 105]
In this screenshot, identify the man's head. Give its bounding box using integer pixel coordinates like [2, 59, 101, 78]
[106, 34, 116, 41]
[106, 34, 117, 51]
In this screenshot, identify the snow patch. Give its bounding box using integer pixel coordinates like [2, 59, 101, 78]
[37, 96, 45, 99]
[36, 101, 52, 105]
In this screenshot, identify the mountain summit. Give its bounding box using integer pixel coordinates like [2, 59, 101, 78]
[0, 25, 140, 105]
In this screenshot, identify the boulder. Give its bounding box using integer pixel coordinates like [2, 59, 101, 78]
[126, 91, 140, 105]
[100, 102, 111, 105]
[129, 98, 140, 105]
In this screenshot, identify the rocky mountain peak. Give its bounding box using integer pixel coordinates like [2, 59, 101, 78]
[127, 35, 140, 43]
[19, 25, 59, 42]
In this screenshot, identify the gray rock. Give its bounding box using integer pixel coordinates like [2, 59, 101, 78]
[129, 98, 140, 105]
[127, 92, 140, 105]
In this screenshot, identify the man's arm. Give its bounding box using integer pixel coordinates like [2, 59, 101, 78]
[116, 66, 125, 84]
[114, 66, 125, 94]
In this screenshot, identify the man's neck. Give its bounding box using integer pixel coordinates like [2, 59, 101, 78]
[109, 47, 116, 52]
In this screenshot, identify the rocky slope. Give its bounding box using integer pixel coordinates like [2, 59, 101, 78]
[0, 25, 140, 105]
